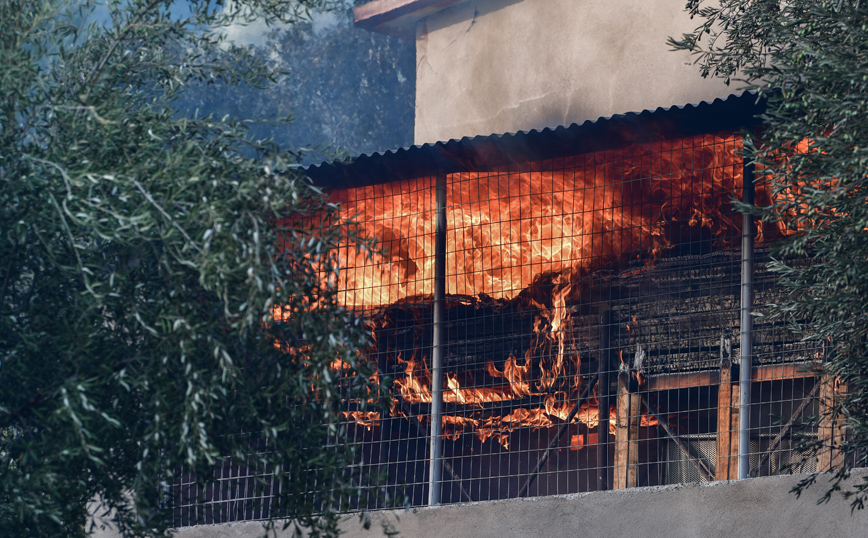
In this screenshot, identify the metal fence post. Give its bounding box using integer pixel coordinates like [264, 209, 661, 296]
[738, 159, 755, 479]
[428, 173, 447, 504]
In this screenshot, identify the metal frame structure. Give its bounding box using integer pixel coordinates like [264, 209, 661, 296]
[170, 93, 840, 526]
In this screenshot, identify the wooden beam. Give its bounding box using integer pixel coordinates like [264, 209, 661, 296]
[613, 369, 640, 489]
[646, 370, 720, 391]
[716, 357, 738, 481]
[752, 363, 822, 383]
[641, 395, 714, 482]
[645, 362, 819, 392]
[750, 379, 821, 477]
[818, 373, 847, 471]
[354, 0, 468, 39]
[597, 308, 612, 491]
[518, 375, 599, 498]
[729, 382, 740, 476]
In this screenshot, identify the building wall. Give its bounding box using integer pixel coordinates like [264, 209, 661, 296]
[91, 472, 868, 538]
[415, 0, 734, 144]
[345, 473, 868, 538]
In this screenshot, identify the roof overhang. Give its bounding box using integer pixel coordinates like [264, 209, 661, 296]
[354, 0, 469, 40]
[305, 92, 766, 189]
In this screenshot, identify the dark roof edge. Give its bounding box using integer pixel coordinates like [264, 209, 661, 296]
[354, 0, 468, 40]
[305, 91, 765, 189]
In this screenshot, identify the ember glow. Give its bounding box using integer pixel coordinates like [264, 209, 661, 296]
[325, 133, 746, 448]
[333, 134, 747, 308]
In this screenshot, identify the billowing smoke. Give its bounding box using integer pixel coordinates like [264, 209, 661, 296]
[178, 1, 415, 163]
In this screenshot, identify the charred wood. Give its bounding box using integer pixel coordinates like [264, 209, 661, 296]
[517, 374, 600, 497]
[641, 394, 714, 482]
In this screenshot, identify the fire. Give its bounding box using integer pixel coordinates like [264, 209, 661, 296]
[394, 353, 432, 404]
[330, 134, 745, 309]
[328, 177, 438, 309]
[753, 136, 839, 240]
[323, 133, 744, 447]
[342, 410, 380, 430]
[445, 372, 515, 406]
[485, 356, 533, 398]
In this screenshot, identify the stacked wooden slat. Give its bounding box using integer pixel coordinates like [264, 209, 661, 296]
[368, 249, 817, 388]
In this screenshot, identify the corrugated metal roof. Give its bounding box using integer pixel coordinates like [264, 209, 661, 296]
[304, 91, 765, 189]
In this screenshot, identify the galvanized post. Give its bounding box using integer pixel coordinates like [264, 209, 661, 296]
[428, 174, 447, 505]
[738, 160, 755, 479]
[597, 307, 611, 491]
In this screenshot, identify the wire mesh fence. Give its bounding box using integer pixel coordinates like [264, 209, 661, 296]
[171, 434, 276, 527]
[172, 131, 831, 525]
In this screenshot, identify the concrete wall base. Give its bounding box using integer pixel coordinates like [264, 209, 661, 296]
[344, 472, 868, 538]
[92, 471, 868, 538]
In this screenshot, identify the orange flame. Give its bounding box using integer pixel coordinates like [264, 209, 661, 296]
[393, 353, 433, 404]
[342, 410, 380, 430]
[322, 133, 745, 445]
[329, 134, 745, 309]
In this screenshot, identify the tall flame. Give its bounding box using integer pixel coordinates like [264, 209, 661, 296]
[332, 134, 745, 309]
[325, 133, 745, 447]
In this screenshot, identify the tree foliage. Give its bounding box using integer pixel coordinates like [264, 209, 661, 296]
[0, 0, 382, 535]
[671, 0, 868, 506]
[176, 2, 415, 162]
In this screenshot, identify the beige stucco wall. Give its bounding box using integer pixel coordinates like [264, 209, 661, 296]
[415, 0, 735, 143]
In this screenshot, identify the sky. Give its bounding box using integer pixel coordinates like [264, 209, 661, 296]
[80, 0, 414, 160]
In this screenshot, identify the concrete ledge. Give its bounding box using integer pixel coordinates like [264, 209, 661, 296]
[97, 471, 868, 538]
[341, 472, 868, 538]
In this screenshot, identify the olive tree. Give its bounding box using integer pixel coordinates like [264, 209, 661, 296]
[671, 0, 868, 507]
[0, 0, 382, 535]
